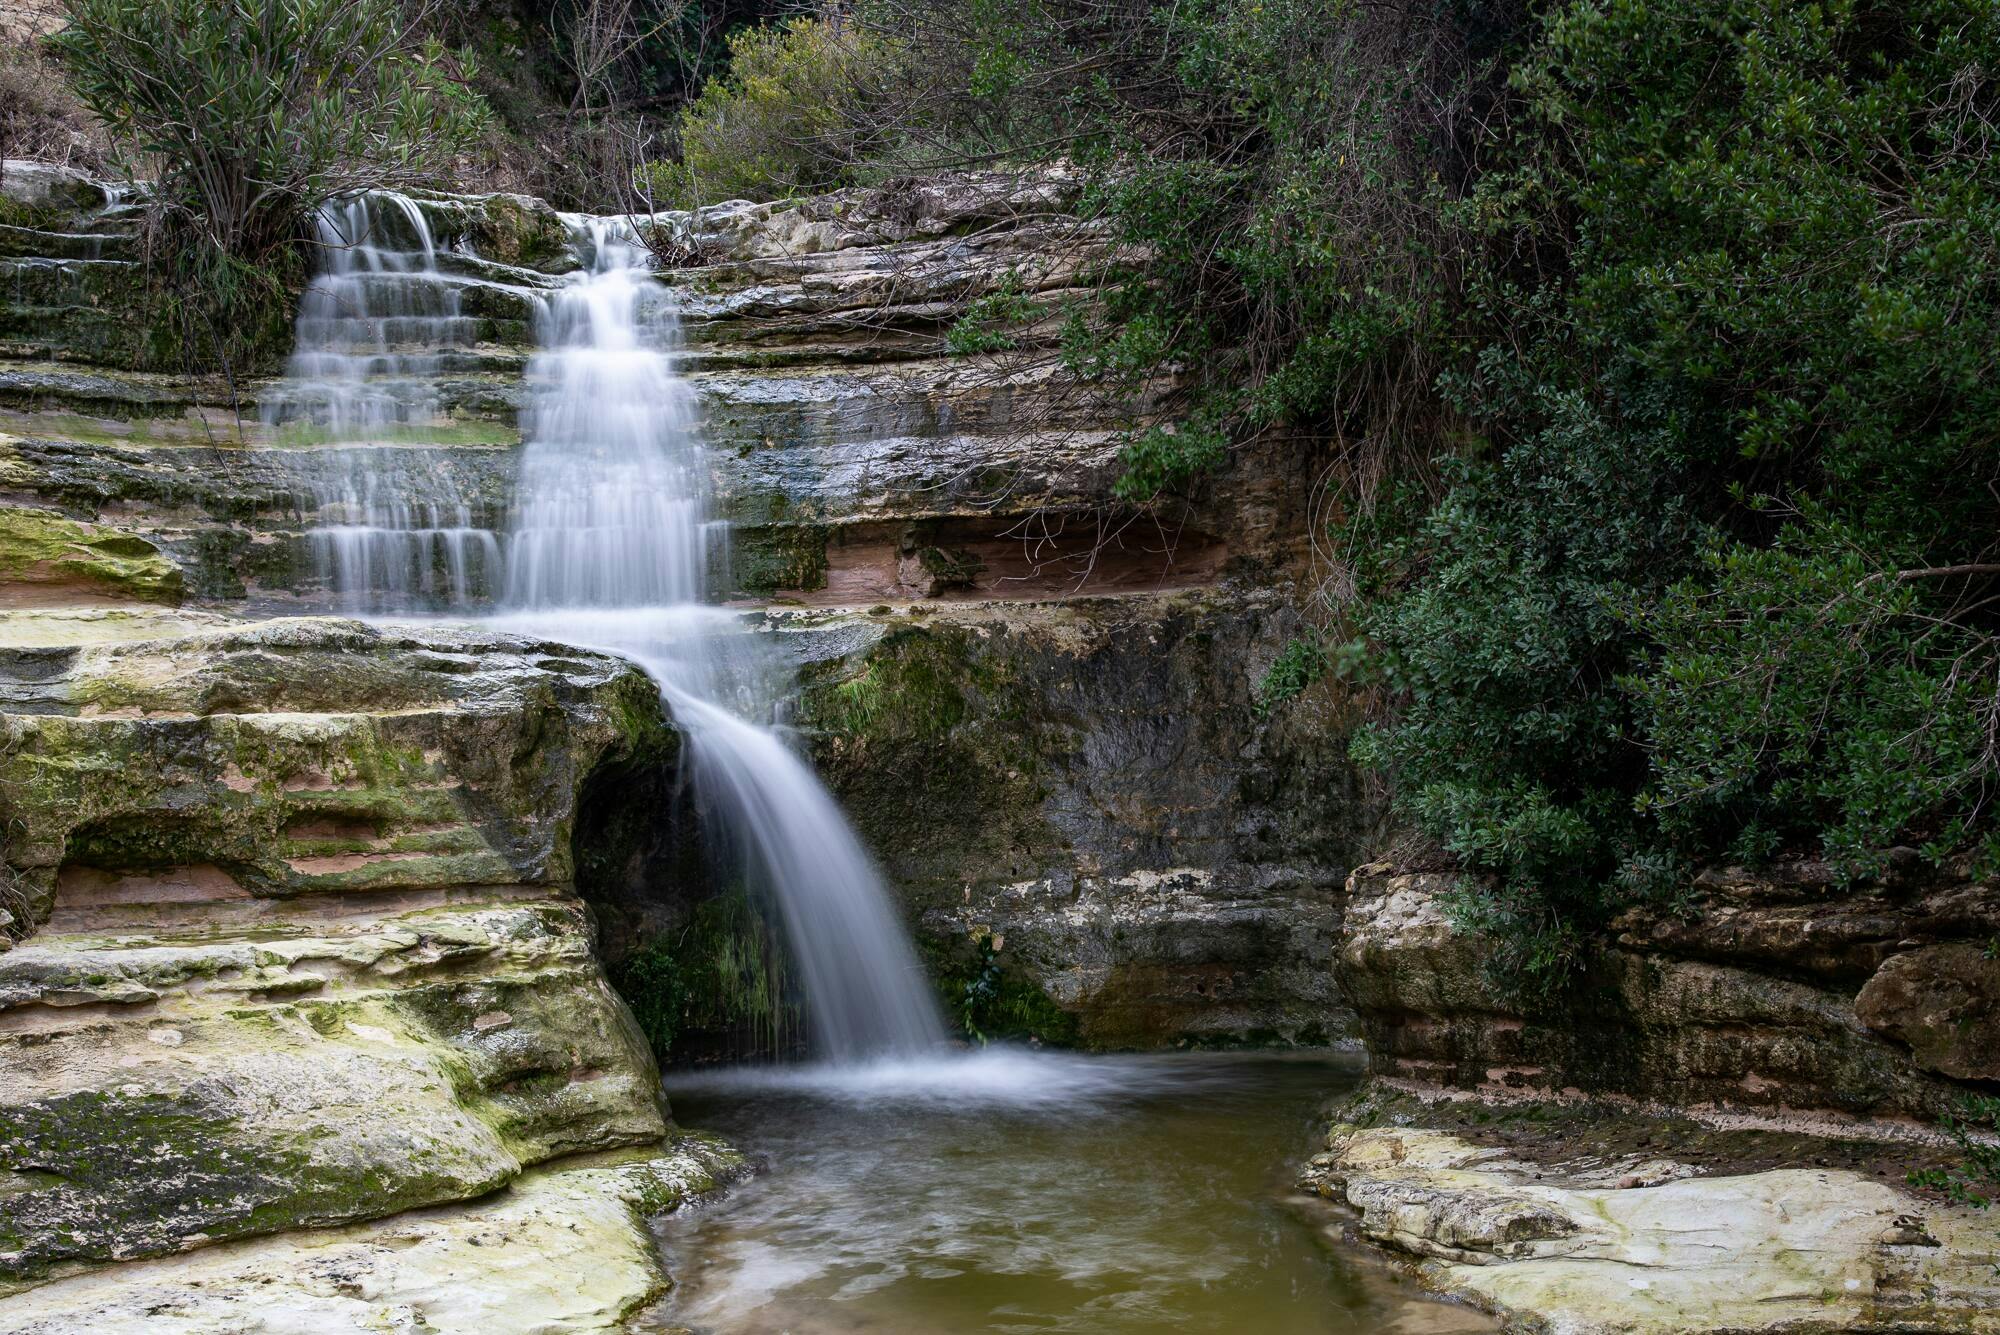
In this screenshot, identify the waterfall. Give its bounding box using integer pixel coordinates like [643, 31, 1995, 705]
[261, 194, 501, 610]
[271, 200, 947, 1062]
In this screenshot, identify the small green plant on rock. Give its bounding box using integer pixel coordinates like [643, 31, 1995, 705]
[1255, 635, 1329, 716]
[945, 273, 1039, 356]
[1910, 1095, 2000, 1210]
[613, 937, 689, 1059]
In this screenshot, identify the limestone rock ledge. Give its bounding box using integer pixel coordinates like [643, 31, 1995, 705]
[0, 613, 685, 1292]
[1338, 863, 2000, 1118]
[0, 1135, 746, 1335]
[1301, 1123, 2000, 1335]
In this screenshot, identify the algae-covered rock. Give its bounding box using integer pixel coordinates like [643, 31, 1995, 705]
[0, 616, 671, 927]
[409, 191, 575, 274]
[0, 506, 181, 606]
[782, 590, 1365, 1049]
[0, 901, 670, 1291]
[0, 1135, 746, 1333]
[0, 614, 682, 1286]
[0, 162, 108, 228]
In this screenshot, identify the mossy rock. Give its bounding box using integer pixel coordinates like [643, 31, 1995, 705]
[0, 505, 182, 604]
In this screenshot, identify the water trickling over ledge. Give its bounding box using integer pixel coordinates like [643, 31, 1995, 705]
[263, 194, 947, 1061]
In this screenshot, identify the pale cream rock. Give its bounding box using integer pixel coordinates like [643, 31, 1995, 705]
[1308, 1126, 2000, 1334]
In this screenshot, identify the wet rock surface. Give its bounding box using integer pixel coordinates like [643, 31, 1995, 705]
[788, 591, 1364, 1047]
[0, 1136, 746, 1333]
[0, 613, 685, 1291]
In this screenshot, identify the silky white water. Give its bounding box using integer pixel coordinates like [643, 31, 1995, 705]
[499, 217, 945, 1059]
[262, 195, 500, 609]
[272, 198, 946, 1061]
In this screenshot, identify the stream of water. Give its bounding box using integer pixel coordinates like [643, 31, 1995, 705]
[648, 1052, 1493, 1335]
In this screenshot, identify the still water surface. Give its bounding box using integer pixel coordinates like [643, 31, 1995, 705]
[649, 1051, 1493, 1334]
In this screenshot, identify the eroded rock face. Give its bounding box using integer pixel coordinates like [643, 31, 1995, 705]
[0, 616, 671, 927]
[1855, 944, 2000, 1082]
[0, 172, 1253, 608]
[0, 505, 180, 607]
[0, 615, 681, 1291]
[785, 591, 1366, 1047]
[1300, 1123, 2000, 1335]
[1339, 863, 2000, 1117]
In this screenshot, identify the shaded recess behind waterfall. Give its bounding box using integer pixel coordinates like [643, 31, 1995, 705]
[262, 193, 946, 1063]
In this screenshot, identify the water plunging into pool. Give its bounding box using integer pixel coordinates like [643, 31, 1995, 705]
[271, 198, 945, 1061]
[265, 199, 1494, 1335]
[496, 218, 947, 1061]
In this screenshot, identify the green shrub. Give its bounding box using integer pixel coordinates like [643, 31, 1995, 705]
[1909, 1095, 2000, 1209]
[1349, 384, 1702, 988]
[1345, 0, 2000, 987]
[1517, 0, 2000, 883]
[640, 16, 898, 208]
[1255, 635, 1330, 716]
[944, 272, 1039, 355]
[1633, 515, 2000, 876]
[55, 0, 490, 260]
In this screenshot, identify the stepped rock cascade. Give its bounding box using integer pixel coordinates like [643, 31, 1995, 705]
[260, 194, 501, 610]
[266, 201, 947, 1062]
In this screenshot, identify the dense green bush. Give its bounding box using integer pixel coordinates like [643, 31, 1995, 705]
[1528, 0, 2000, 881]
[640, 16, 900, 208]
[55, 0, 489, 260]
[1350, 385, 1702, 984]
[1336, 0, 2000, 985]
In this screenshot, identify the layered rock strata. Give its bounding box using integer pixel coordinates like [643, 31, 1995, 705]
[1338, 862, 2000, 1119]
[0, 615, 683, 1293]
[0, 1136, 745, 1334]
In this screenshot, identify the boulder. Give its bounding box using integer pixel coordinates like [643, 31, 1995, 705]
[0, 614, 682, 1289]
[1856, 943, 2000, 1082]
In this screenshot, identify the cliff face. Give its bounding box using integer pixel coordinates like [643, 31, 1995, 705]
[1, 163, 1363, 1064]
[1338, 861, 2000, 1119]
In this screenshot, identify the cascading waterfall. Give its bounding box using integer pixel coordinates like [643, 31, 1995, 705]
[500, 217, 946, 1061]
[271, 199, 946, 1061]
[261, 194, 500, 610]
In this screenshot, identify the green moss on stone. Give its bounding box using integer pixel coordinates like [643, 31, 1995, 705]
[0, 506, 181, 604]
[926, 931, 1080, 1046]
[727, 521, 831, 595]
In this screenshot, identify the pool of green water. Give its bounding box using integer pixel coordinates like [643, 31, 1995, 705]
[647, 1050, 1493, 1334]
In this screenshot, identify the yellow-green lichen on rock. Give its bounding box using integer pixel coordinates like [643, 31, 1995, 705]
[1300, 1122, 2000, 1335]
[0, 1134, 747, 1334]
[0, 506, 180, 606]
[0, 612, 693, 1291]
